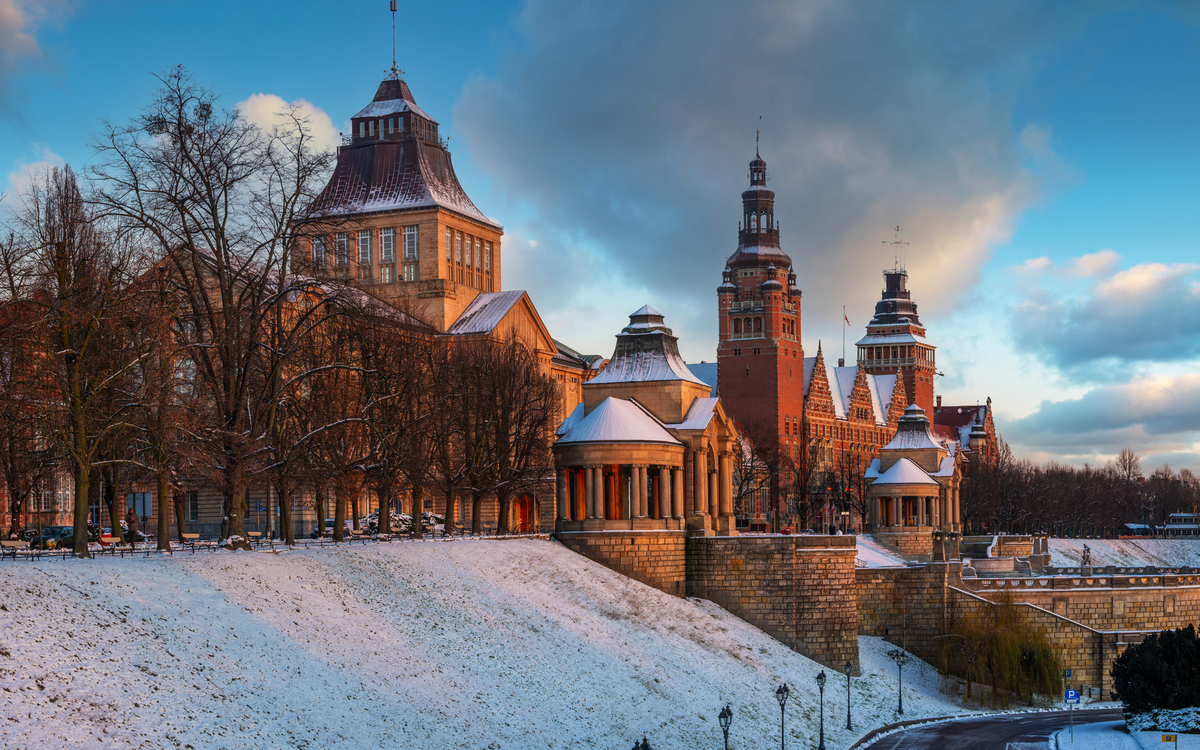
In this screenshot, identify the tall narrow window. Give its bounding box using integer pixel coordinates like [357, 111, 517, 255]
[475, 239, 482, 269]
[311, 236, 325, 269]
[335, 233, 349, 266]
[465, 236, 472, 267]
[485, 243, 492, 272]
[404, 226, 418, 260]
[187, 492, 199, 522]
[369, 120, 375, 136]
[380, 228, 395, 263]
[455, 232, 462, 263]
[445, 227, 452, 260]
[357, 230, 372, 265]
[359, 122, 365, 138]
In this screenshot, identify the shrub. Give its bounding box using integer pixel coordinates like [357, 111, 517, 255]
[936, 592, 1064, 707]
[1112, 624, 1200, 715]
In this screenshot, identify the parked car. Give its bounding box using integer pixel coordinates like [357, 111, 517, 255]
[27, 526, 74, 549]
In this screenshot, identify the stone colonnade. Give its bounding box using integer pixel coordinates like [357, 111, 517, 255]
[870, 482, 959, 530]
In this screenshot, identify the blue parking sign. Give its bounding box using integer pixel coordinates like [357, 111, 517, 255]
[1065, 689, 1080, 703]
[1065, 669, 1071, 678]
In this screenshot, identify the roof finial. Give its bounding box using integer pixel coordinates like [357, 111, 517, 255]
[881, 224, 909, 273]
[756, 115, 761, 157]
[387, 1, 405, 80]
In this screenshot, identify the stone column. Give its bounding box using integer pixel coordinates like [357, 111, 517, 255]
[659, 467, 670, 521]
[673, 467, 684, 518]
[585, 466, 596, 519]
[695, 450, 708, 517]
[683, 451, 694, 517]
[953, 484, 960, 528]
[708, 463, 719, 518]
[555, 468, 567, 522]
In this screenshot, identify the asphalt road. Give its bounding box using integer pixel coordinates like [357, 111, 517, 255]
[867, 707, 1125, 749]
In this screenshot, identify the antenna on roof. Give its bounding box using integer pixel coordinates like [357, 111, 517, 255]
[387, 1, 404, 80]
[756, 115, 762, 157]
[881, 224, 909, 273]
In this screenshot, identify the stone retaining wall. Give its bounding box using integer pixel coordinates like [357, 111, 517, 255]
[555, 531, 687, 596]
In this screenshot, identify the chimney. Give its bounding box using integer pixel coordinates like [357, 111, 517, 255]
[838, 358, 845, 367]
[936, 395, 942, 412]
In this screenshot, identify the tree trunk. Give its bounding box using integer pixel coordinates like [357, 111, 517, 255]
[72, 464, 91, 557]
[471, 491, 483, 535]
[375, 486, 390, 534]
[157, 471, 171, 552]
[496, 490, 510, 535]
[444, 490, 456, 537]
[333, 483, 346, 543]
[281, 484, 295, 546]
[173, 491, 187, 539]
[412, 483, 424, 537]
[223, 472, 251, 549]
[315, 486, 326, 539]
[351, 490, 360, 530]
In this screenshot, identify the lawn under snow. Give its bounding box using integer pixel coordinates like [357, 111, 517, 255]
[1049, 538, 1200, 569]
[855, 535, 909, 567]
[0, 539, 970, 750]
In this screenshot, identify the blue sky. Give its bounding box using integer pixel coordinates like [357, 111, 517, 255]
[3, 0, 1199, 474]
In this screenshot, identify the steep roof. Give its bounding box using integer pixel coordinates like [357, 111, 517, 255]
[313, 137, 499, 228]
[556, 398, 681, 445]
[668, 397, 719, 431]
[871, 457, 939, 486]
[446, 290, 525, 335]
[686, 362, 718, 397]
[882, 404, 943, 451]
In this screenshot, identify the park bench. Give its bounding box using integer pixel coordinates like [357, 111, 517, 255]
[1, 539, 34, 561]
[246, 531, 262, 547]
[180, 533, 200, 554]
[98, 534, 118, 556]
[349, 529, 365, 543]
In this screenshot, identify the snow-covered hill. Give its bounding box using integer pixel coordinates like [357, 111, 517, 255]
[1, 539, 965, 749]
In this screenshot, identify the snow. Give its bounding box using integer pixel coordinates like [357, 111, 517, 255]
[0, 539, 978, 749]
[1051, 720, 1143, 749]
[856, 535, 909, 568]
[1128, 707, 1200, 734]
[446, 290, 525, 335]
[1049, 539, 1200, 569]
[685, 362, 718, 397]
[351, 97, 435, 123]
[668, 397, 718, 431]
[853, 332, 934, 348]
[556, 397, 680, 445]
[586, 342, 705, 385]
[871, 457, 939, 486]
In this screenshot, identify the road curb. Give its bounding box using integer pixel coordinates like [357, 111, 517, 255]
[848, 705, 1124, 749]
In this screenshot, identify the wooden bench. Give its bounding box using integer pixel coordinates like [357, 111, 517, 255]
[247, 531, 262, 547]
[180, 533, 200, 554]
[1, 540, 33, 560]
[349, 529, 365, 543]
[98, 534, 119, 556]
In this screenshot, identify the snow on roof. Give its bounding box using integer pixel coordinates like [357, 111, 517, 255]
[352, 97, 435, 123]
[685, 363, 718, 397]
[933, 456, 956, 477]
[587, 308, 707, 387]
[631, 304, 662, 318]
[873, 457, 938, 486]
[869, 373, 897, 421]
[802, 356, 818, 396]
[446, 291, 525, 335]
[882, 405, 944, 451]
[557, 398, 681, 445]
[556, 403, 585, 437]
[854, 332, 934, 348]
[668, 397, 718, 431]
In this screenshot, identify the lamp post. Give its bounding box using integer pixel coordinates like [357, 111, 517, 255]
[888, 648, 911, 715]
[815, 671, 827, 750]
[718, 705, 732, 750]
[844, 660, 854, 730]
[632, 738, 650, 750]
[775, 682, 789, 750]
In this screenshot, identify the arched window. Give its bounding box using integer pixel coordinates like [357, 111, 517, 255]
[734, 319, 742, 334]
[750, 213, 758, 231]
[755, 317, 762, 332]
[760, 211, 767, 231]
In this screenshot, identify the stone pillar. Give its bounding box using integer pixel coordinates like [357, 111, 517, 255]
[634, 466, 645, 518]
[695, 450, 708, 517]
[673, 467, 684, 518]
[659, 467, 670, 521]
[556, 468, 567, 522]
[683, 451, 694, 516]
[953, 484, 960, 529]
[717, 451, 737, 536]
[585, 466, 597, 519]
[708, 463, 719, 518]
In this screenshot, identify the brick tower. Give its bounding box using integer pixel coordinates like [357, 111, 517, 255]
[716, 150, 805, 528]
[854, 267, 937, 415]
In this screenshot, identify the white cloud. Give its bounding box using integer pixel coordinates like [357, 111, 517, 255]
[1, 142, 64, 210]
[0, 0, 72, 104]
[235, 93, 340, 155]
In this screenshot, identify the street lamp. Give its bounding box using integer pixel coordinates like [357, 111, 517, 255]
[844, 660, 854, 730]
[888, 648, 911, 715]
[815, 670, 827, 750]
[775, 682, 789, 750]
[718, 705, 732, 750]
[632, 738, 651, 750]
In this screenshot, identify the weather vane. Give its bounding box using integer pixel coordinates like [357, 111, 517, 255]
[881, 224, 909, 272]
[756, 115, 761, 156]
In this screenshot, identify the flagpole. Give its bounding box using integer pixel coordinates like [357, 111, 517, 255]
[842, 305, 846, 365]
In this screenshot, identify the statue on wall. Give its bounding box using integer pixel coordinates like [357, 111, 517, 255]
[1081, 544, 1092, 568]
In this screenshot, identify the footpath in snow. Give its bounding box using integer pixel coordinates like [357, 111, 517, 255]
[1, 538, 969, 750]
[1049, 538, 1200, 569]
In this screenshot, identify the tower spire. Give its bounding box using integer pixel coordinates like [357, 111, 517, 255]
[388, 1, 404, 81]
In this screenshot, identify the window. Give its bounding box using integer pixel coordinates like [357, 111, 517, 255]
[465, 236, 472, 267]
[357, 230, 372, 265]
[359, 122, 365, 138]
[455, 232, 461, 263]
[311, 236, 325, 269]
[187, 492, 199, 522]
[475, 239, 482, 270]
[387, 117, 394, 133]
[445, 227, 452, 260]
[382, 265, 393, 283]
[485, 243, 491, 272]
[754, 317, 762, 332]
[403, 226, 418, 260]
[381, 228, 395, 263]
[335, 233, 349, 266]
[369, 120, 375, 136]
[734, 319, 742, 334]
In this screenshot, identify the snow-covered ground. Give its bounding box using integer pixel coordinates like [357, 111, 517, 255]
[0, 538, 970, 749]
[1049, 539, 1200, 568]
[856, 534, 908, 567]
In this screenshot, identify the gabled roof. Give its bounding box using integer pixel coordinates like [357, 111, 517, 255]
[447, 290, 524, 335]
[668, 397, 718, 431]
[872, 457, 938, 486]
[556, 398, 681, 445]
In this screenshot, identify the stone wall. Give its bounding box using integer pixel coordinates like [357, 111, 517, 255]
[874, 529, 933, 557]
[687, 535, 859, 671]
[555, 530, 687, 596]
[994, 536, 1033, 558]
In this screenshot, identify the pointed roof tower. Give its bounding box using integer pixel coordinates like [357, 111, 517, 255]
[725, 152, 792, 271]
